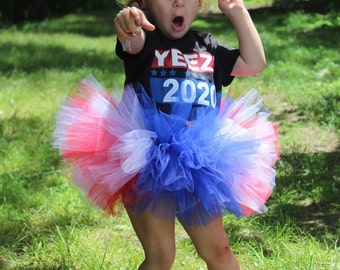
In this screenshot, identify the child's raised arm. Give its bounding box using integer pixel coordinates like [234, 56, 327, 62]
[219, 0, 266, 76]
[114, 6, 155, 54]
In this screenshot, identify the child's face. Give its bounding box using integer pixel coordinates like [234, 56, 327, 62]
[142, 0, 200, 39]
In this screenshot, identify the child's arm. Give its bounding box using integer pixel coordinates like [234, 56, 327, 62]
[114, 6, 155, 54]
[218, 0, 266, 76]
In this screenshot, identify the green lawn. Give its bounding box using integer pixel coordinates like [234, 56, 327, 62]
[0, 4, 339, 270]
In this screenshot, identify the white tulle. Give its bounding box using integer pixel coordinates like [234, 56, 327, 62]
[52, 76, 280, 225]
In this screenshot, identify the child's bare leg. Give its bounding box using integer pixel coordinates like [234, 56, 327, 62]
[125, 206, 176, 270]
[183, 217, 240, 270]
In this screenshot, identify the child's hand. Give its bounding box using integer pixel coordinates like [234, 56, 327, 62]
[218, 0, 266, 76]
[218, 0, 246, 17]
[114, 6, 155, 42]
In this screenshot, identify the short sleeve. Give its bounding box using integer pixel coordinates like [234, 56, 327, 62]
[216, 45, 239, 87]
[198, 32, 240, 89]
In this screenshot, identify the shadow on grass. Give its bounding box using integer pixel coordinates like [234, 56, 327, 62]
[1, 9, 339, 75]
[222, 151, 339, 256]
[7, 10, 118, 37]
[269, 151, 339, 242]
[0, 41, 122, 75]
[245, 9, 340, 65]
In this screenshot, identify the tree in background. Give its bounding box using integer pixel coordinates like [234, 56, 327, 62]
[273, 0, 340, 12]
[0, 0, 123, 24]
[1, 0, 339, 24]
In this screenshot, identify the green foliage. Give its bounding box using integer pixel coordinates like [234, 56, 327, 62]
[273, 0, 340, 12]
[0, 5, 339, 270]
[0, 0, 123, 24]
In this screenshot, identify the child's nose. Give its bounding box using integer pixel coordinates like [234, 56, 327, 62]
[173, 0, 185, 8]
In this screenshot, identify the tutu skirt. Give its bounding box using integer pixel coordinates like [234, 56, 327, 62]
[52, 76, 279, 226]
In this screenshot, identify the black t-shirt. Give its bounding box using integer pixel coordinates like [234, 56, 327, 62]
[116, 28, 239, 117]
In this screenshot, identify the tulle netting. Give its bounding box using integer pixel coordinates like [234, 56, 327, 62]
[52, 76, 279, 226]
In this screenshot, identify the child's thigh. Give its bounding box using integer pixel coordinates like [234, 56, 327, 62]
[125, 205, 176, 252]
[182, 217, 230, 253]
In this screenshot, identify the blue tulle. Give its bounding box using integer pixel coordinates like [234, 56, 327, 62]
[131, 84, 265, 226]
[52, 77, 278, 227]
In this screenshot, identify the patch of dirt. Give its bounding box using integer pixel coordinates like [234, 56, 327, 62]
[294, 126, 339, 153]
[264, 96, 339, 153]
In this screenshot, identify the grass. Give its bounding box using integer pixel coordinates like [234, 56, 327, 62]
[0, 3, 339, 270]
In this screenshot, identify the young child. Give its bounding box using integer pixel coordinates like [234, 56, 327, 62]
[52, 0, 279, 269]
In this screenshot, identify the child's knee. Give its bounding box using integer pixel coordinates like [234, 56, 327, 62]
[161, 250, 176, 269]
[198, 241, 234, 263]
[145, 246, 176, 269]
[218, 242, 234, 258]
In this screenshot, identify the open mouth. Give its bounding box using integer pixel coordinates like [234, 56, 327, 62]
[173, 16, 184, 26]
[172, 16, 185, 31]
